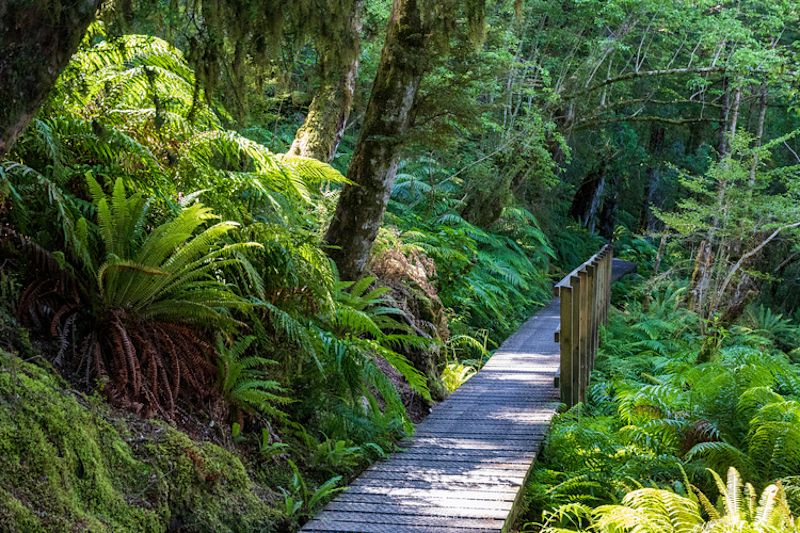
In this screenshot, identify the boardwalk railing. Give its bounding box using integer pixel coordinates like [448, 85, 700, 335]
[554, 245, 612, 407]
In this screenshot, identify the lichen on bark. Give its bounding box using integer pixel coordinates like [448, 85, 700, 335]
[324, 0, 431, 280]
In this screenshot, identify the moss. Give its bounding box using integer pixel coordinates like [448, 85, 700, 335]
[144, 430, 278, 532]
[0, 350, 280, 532]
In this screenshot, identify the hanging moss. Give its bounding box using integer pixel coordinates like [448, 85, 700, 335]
[0, 351, 280, 532]
[119, 0, 363, 122]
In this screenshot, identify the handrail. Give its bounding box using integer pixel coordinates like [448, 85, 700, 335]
[552, 244, 610, 294]
[554, 245, 612, 406]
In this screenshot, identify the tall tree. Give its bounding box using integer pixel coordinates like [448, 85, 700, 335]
[324, 0, 428, 279]
[325, 0, 484, 279]
[289, 1, 363, 162]
[0, 0, 101, 158]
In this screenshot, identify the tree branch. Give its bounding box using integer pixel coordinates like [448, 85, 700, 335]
[565, 66, 727, 99]
[574, 115, 711, 130]
[598, 97, 724, 110]
[717, 221, 800, 301]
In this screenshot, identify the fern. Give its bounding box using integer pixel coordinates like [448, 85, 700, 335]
[7, 176, 258, 417]
[216, 335, 290, 423]
[542, 468, 799, 532]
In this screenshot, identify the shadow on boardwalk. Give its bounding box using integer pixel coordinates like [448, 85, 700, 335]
[302, 259, 636, 533]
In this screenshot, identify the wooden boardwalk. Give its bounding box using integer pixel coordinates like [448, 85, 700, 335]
[302, 259, 635, 533]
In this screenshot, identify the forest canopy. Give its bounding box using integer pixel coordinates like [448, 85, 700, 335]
[1, 0, 800, 531]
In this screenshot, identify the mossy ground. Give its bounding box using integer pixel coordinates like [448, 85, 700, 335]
[0, 350, 282, 532]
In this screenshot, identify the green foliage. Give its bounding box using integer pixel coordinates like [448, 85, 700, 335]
[441, 361, 477, 393]
[522, 277, 800, 530]
[14, 1, 800, 530]
[296, 275, 433, 443]
[540, 467, 800, 533]
[387, 176, 554, 343]
[311, 438, 364, 475]
[278, 460, 344, 528]
[741, 305, 800, 352]
[2, 24, 428, 448]
[2, 27, 347, 236]
[83, 175, 255, 323]
[655, 142, 800, 320]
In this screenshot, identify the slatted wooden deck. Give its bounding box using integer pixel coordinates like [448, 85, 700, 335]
[302, 259, 635, 533]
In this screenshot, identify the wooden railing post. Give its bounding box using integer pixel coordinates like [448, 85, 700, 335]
[571, 273, 581, 406]
[586, 262, 597, 386]
[600, 250, 611, 324]
[577, 269, 589, 403]
[555, 244, 616, 406]
[559, 284, 574, 406]
[598, 255, 604, 355]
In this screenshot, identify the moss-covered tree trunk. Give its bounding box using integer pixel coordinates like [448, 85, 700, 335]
[0, 0, 100, 158]
[324, 0, 430, 279]
[289, 1, 363, 162]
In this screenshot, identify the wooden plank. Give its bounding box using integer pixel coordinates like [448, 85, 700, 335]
[348, 470, 528, 487]
[578, 269, 589, 403]
[586, 262, 597, 385]
[418, 414, 554, 426]
[374, 458, 533, 471]
[310, 511, 506, 529]
[570, 273, 582, 406]
[362, 463, 534, 479]
[422, 410, 557, 420]
[552, 243, 610, 293]
[401, 437, 544, 452]
[345, 476, 522, 494]
[405, 434, 547, 446]
[332, 495, 517, 514]
[304, 519, 499, 533]
[419, 415, 555, 426]
[324, 501, 510, 521]
[342, 486, 520, 503]
[328, 499, 510, 520]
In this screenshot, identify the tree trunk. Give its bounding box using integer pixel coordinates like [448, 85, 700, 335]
[0, 0, 101, 158]
[597, 173, 619, 239]
[691, 84, 742, 317]
[685, 121, 703, 156]
[324, 0, 431, 280]
[639, 124, 666, 231]
[716, 76, 730, 156]
[749, 84, 768, 185]
[288, 1, 363, 162]
[569, 160, 607, 229]
[653, 234, 667, 274]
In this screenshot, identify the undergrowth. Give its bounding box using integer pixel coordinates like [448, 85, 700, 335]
[519, 274, 800, 532]
[0, 25, 559, 532]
